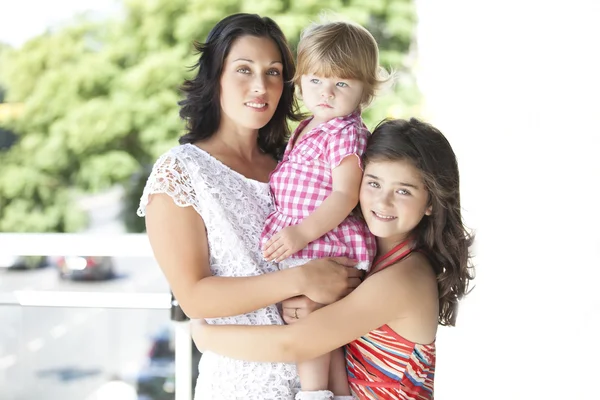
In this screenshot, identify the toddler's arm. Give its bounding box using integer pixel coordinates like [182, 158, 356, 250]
[263, 155, 362, 262]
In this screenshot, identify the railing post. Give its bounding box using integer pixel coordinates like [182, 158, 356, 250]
[174, 320, 193, 400]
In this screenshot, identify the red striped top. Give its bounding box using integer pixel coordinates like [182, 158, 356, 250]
[345, 240, 436, 399]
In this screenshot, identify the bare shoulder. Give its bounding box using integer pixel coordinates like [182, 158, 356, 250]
[368, 252, 437, 302]
[393, 252, 435, 281]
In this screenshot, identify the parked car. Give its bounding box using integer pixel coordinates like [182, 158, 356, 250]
[135, 325, 201, 400]
[0, 255, 49, 270]
[55, 256, 115, 280]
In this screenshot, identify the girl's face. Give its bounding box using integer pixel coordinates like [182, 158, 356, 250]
[299, 74, 363, 123]
[359, 159, 432, 246]
[219, 35, 284, 133]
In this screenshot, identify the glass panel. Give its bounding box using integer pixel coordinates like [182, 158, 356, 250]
[1, 305, 198, 400]
[0, 256, 169, 294]
[0, 305, 21, 399]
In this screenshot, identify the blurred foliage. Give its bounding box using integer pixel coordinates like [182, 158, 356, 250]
[121, 164, 152, 233]
[0, 0, 419, 233]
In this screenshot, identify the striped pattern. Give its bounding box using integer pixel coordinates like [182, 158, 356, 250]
[345, 241, 436, 399]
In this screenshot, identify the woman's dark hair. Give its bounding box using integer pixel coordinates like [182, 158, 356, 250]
[178, 13, 302, 159]
[364, 118, 475, 327]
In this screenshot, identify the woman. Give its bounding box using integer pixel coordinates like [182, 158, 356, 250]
[137, 13, 362, 399]
[193, 118, 475, 399]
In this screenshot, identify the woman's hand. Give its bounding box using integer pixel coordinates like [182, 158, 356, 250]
[262, 225, 310, 262]
[281, 296, 323, 324]
[299, 257, 363, 305]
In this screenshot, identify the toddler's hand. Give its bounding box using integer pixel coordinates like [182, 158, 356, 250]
[262, 225, 309, 262]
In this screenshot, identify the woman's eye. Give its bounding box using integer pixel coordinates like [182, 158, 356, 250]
[397, 189, 411, 195]
[267, 69, 281, 76]
[237, 67, 251, 74]
[336, 82, 348, 87]
[367, 181, 380, 188]
[310, 78, 320, 84]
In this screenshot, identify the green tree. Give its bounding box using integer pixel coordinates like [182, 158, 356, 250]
[0, 0, 418, 233]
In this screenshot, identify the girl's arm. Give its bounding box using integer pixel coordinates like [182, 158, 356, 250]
[146, 194, 359, 319]
[263, 155, 362, 261]
[193, 256, 428, 363]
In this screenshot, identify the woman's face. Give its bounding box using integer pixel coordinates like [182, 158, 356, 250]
[219, 35, 284, 133]
[359, 159, 432, 244]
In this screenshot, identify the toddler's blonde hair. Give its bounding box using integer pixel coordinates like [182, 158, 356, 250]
[294, 19, 391, 107]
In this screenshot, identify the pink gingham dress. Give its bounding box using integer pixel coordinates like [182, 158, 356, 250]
[261, 111, 376, 270]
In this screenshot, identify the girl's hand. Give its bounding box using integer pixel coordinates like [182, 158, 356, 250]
[299, 257, 362, 304]
[262, 225, 310, 262]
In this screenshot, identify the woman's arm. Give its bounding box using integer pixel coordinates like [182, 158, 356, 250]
[146, 193, 303, 319]
[263, 156, 362, 261]
[146, 194, 361, 319]
[193, 257, 427, 362]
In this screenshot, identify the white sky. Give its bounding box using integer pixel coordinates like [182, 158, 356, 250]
[0, 0, 120, 47]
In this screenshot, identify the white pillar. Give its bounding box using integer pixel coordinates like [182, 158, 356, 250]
[415, 1, 600, 398]
[174, 321, 193, 400]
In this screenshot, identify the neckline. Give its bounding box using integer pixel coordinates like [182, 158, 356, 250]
[378, 323, 436, 347]
[368, 238, 415, 276]
[288, 110, 362, 152]
[185, 143, 271, 186]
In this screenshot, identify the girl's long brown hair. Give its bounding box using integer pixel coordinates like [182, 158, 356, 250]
[364, 118, 475, 326]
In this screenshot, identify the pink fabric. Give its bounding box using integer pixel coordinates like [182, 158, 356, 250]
[261, 111, 376, 265]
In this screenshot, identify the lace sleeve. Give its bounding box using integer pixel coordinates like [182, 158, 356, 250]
[137, 152, 199, 217]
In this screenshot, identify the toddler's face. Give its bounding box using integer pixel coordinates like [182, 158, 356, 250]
[299, 74, 363, 123]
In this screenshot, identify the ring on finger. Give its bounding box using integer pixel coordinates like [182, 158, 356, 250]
[294, 308, 299, 319]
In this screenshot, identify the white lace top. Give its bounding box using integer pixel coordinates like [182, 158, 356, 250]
[137, 143, 300, 399]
